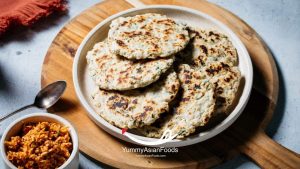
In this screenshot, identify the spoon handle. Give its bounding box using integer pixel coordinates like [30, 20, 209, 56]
[0, 104, 34, 122]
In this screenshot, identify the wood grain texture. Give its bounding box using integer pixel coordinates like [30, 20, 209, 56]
[41, 0, 300, 168]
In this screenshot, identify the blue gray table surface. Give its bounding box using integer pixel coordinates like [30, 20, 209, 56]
[0, 0, 299, 168]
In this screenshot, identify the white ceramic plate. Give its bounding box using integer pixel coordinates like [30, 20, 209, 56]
[73, 5, 253, 147]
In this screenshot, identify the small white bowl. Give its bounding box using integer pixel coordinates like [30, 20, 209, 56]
[0, 113, 79, 169]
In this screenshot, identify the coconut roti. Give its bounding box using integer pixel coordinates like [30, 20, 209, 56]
[108, 13, 190, 59]
[86, 40, 174, 90]
[91, 70, 180, 129]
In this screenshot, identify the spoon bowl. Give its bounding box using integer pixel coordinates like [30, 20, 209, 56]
[34, 81, 67, 109]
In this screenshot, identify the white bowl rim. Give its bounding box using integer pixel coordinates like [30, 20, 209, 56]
[0, 113, 79, 169]
[72, 5, 253, 147]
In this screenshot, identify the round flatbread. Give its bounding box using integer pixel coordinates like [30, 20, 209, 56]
[108, 13, 190, 59]
[176, 28, 241, 115]
[177, 28, 238, 67]
[91, 70, 180, 129]
[203, 62, 241, 114]
[86, 40, 174, 90]
[138, 64, 216, 138]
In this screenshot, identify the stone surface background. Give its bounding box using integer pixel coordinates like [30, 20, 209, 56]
[0, 0, 299, 168]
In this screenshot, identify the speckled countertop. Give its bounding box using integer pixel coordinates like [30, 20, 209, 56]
[0, 0, 299, 168]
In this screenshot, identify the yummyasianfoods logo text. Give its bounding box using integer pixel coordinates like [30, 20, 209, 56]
[122, 147, 178, 154]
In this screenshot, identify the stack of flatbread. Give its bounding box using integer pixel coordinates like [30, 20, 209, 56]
[86, 13, 241, 139]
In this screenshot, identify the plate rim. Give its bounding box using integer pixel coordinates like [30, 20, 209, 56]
[72, 4, 253, 147]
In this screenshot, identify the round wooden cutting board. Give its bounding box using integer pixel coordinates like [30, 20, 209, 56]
[41, 0, 300, 168]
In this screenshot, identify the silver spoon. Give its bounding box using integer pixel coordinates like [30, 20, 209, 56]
[0, 81, 67, 122]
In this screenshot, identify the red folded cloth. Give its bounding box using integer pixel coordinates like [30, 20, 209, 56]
[0, 0, 67, 36]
